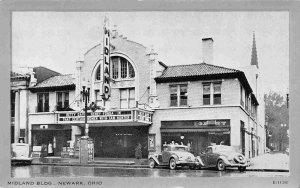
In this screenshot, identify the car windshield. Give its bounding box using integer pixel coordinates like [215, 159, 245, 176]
[173, 146, 188, 152]
[214, 146, 236, 153]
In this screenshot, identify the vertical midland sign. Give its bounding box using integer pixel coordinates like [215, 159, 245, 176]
[102, 17, 111, 101]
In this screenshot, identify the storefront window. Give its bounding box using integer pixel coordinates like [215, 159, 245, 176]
[37, 93, 49, 112]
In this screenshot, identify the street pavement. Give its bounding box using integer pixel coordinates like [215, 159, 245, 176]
[30, 151, 289, 172]
[11, 165, 289, 178]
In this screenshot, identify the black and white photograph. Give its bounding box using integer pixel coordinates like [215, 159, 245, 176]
[1, 1, 300, 188]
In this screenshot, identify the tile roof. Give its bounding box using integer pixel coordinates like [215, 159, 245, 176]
[32, 74, 75, 89]
[157, 63, 241, 79]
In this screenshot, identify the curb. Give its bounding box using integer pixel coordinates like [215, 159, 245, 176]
[31, 162, 289, 172]
[31, 162, 148, 169]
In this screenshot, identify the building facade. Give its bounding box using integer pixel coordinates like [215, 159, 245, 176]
[13, 29, 265, 159]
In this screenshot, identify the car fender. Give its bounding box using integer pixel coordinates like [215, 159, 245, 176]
[148, 155, 160, 165]
[170, 154, 179, 163]
[218, 156, 231, 165]
[196, 156, 205, 166]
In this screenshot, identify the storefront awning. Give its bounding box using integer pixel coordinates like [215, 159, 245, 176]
[161, 128, 230, 133]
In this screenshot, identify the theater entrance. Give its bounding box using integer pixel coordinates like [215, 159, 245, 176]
[89, 126, 149, 158]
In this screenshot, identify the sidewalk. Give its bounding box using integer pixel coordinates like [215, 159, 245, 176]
[247, 151, 289, 172]
[31, 152, 290, 172]
[32, 157, 149, 168]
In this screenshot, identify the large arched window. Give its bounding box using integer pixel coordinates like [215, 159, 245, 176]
[111, 56, 135, 79]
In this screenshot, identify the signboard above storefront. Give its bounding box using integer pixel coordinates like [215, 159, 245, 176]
[57, 109, 152, 124]
[161, 119, 230, 129]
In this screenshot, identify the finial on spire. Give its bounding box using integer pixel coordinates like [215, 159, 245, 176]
[251, 31, 258, 68]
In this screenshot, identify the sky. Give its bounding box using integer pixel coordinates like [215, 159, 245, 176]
[12, 12, 289, 95]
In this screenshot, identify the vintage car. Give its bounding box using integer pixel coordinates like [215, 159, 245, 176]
[197, 145, 250, 172]
[11, 143, 33, 165]
[148, 144, 199, 170]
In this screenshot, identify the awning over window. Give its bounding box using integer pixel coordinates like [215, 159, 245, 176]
[161, 128, 230, 133]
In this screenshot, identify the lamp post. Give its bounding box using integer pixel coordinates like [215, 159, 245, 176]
[81, 86, 90, 137]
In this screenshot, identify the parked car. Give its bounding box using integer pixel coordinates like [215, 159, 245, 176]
[265, 147, 271, 153]
[11, 143, 33, 165]
[197, 145, 250, 172]
[148, 144, 199, 170]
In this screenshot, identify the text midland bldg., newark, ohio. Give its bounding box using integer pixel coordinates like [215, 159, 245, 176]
[11, 26, 265, 159]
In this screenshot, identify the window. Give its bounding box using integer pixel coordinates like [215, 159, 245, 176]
[170, 85, 178, 106]
[180, 85, 188, 106]
[95, 65, 101, 80]
[203, 84, 210, 105]
[120, 88, 135, 109]
[240, 85, 244, 106]
[245, 93, 248, 110]
[37, 93, 49, 112]
[56, 92, 69, 111]
[11, 91, 15, 117]
[121, 58, 128, 78]
[213, 83, 221, 105]
[128, 63, 135, 78]
[203, 82, 222, 105]
[111, 56, 135, 79]
[112, 58, 119, 79]
[170, 84, 188, 107]
[95, 90, 102, 106]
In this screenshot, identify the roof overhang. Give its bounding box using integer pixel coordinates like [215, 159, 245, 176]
[29, 85, 75, 92]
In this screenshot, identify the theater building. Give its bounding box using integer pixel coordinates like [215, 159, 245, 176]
[27, 29, 155, 158]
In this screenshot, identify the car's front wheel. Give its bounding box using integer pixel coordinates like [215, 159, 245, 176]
[169, 158, 177, 170]
[149, 158, 156, 169]
[217, 159, 226, 171]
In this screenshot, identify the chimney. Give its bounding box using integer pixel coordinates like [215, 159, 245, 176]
[202, 38, 214, 65]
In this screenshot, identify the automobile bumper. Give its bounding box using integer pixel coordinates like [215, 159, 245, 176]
[224, 161, 250, 167]
[176, 161, 198, 166]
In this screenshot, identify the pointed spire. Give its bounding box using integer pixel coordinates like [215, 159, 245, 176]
[251, 31, 259, 68]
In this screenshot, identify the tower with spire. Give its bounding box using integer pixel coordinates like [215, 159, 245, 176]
[251, 32, 259, 68]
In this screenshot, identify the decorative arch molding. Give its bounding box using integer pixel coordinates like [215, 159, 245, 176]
[90, 52, 140, 102]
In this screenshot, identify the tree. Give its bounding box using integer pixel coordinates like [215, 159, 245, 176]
[264, 91, 289, 151]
